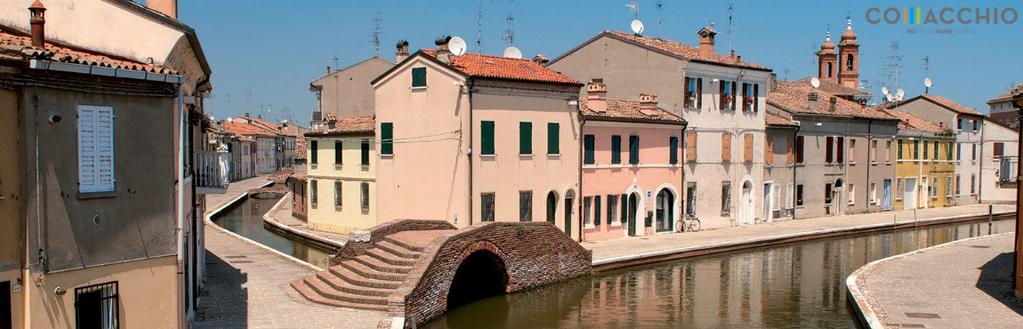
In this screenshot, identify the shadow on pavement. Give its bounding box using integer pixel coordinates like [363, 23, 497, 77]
[195, 251, 250, 327]
[975, 251, 1023, 317]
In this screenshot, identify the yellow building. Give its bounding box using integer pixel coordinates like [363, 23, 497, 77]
[304, 116, 377, 234]
[887, 110, 956, 210]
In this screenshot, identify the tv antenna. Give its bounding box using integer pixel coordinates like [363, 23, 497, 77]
[475, 0, 484, 53]
[655, 0, 664, 35]
[500, 0, 516, 47]
[727, 3, 734, 53]
[884, 41, 902, 97]
[371, 11, 383, 56]
[922, 55, 931, 94]
[626, 1, 639, 19]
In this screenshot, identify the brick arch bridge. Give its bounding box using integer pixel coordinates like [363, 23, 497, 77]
[292, 220, 592, 328]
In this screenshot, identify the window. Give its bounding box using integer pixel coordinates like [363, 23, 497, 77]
[870, 183, 877, 205]
[786, 137, 794, 164]
[970, 174, 976, 194]
[620, 193, 629, 223]
[956, 143, 961, 162]
[685, 77, 703, 109]
[742, 83, 757, 112]
[972, 144, 977, 162]
[846, 54, 855, 71]
[795, 184, 804, 206]
[886, 140, 892, 162]
[334, 141, 342, 164]
[958, 118, 964, 130]
[849, 139, 857, 163]
[848, 184, 855, 206]
[547, 123, 560, 155]
[721, 181, 731, 216]
[411, 67, 427, 88]
[360, 182, 370, 210]
[932, 141, 939, 160]
[721, 133, 732, 162]
[923, 141, 929, 160]
[785, 183, 794, 208]
[773, 185, 782, 211]
[871, 140, 877, 163]
[607, 194, 618, 225]
[686, 131, 698, 162]
[584, 134, 595, 164]
[583, 196, 592, 226]
[743, 134, 754, 163]
[931, 177, 938, 199]
[955, 175, 961, 195]
[826, 62, 833, 77]
[669, 136, 679, 164]
[686, 182, 697, 216]
[611, 135, 622, 164]
[896, 178, 904, 200]
[795, 136, 805, 163]
[946, 142, 953, 160]
[310, 180, 318, 208]
[836, 137, 844, 163]
[361, 139, 370, 165]
[825, 183, 833, 204]
[334, 181, 342, 208]
[629, 135, 640, 164]
[594, 196, 602, 226]
[826, 136, 834, 163]
[75, 282, 119, 329]
[517, 122, 532, 155]
[519, 191, 532, 222]
[913, 140, 920, 160]
[481, 121, 495, 155]
[764, 136, 774, 165]
[994, 142, 1005, 158]
[973, 119, 980, 132]
[719, 80, 736, 111]
[380, 122, 393, 155]
[77, 105, 115, 193]
[946, 176, 953, 197]
[481, 193, 495, 222]
[309, 140, 318, 164]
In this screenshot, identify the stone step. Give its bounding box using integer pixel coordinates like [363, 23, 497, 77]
[374, 240, 422, 259]
[353, 255, 414, 274]
[315, 271, 393, 297]
[365, 247, 418, 267]
[383, 236, 426, 253]
[339, 260, 407, 282]
[303, 276, 390, 306]
[329, 266, 402, 290]
[291, 279, 389, 311]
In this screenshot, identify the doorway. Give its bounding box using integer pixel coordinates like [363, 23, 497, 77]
[833, 179, 845, 216]
[739, 180, 753, 225]
[763, 182, 774, 223]
[563, 191, 574, 237]
[1, 281, 9, 329]
[655, 189, 675, 232]
[904, 177, 917, 209]
[882, 179, 892, 210]
[627, 193, 639, 236]
[545, 192, 557, 225]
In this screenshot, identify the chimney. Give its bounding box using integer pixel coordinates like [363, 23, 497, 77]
[807, 93, 819, 110]
[532, 54, 549, 65]
[586, 79, 607, 113]
[435, 36, 452, 64]
[829, 96, 837, 111]
[639, 93, 660, 116]
[698, 26, 717, 57]
[147, 0, 177, 19]
[326, 66, 331, 75]
[28, 0, 45, 48]
[396, 40, 410, 62]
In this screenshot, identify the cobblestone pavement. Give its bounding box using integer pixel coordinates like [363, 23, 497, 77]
[266, 194, 348, 245]
[853, 233, 1023, 328]
[584, 204, 1014, 263]
[195, 175, 384, 328]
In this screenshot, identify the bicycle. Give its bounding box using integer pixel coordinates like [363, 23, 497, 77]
[676, 214, 702, 233]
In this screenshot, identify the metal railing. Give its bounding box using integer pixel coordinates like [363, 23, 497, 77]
[195, 150, 229, 191]
[998, 156, 1017, 183]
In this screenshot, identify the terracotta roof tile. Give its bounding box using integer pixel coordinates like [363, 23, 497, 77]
[294, 137, 307, 160]
[796, 77, 868, 97]
[306, 115, 375, 136]
[0, 29, 176, 74]
[604, 31, 769, 70]
[909, 94, 982, 116]
[220, 121, 275, 138]
[579, 97, 685, 125]
[766, 110, 798, 127]
[987, 83, 1022, 104]
[880, 109, 946, 133]
[768, 80, 896, 120]
[420, 49, 579, 85]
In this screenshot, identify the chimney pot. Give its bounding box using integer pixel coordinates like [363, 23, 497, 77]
[698, 26, 717, 58]
[532, 54, 549, 65]
[326, 66, 331, 75]
[586, 79, 608, 113]
[28, 0, 46, 48]
[829, 96, 837, 111]
[807, 92, 819, 110]
[639, 93, 659, 116]
[435, 35, 452, 64]
[396, 40, 410, 62]
[146, 0, 178, 19]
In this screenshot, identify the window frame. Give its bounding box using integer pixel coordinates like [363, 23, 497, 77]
[411, 67, 427, 88]
[75, 281, 119, 329]
[584, 134, 596, 165]
[519, 190, 532, 222]
[519, 122, 533, 155]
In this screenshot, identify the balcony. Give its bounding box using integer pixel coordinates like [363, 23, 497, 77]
[196, 150, 230, 194]
[997, 156, 1017, 185]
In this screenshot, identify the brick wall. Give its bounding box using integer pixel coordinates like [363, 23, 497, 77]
[329, 219, 456, 266]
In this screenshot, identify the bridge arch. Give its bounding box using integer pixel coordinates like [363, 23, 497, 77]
[446, 241, 510, 310]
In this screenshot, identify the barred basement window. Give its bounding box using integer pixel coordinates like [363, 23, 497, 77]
[519, 191, 532, 222]
[75, 282, 119, 329]
[481, 193, 495, 222]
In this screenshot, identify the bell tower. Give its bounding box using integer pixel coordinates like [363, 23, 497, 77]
[838, 17, 860, 89]
[816, 30, 837, 82]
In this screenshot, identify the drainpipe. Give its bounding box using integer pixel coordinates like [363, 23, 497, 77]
[978, 119, 985, 202]
[175, 84, 187, 329]
[578, 116, 584, 242]
[866, 119, 872, 212]
[791, 123, 800, 219]
[680, 120, 688, 225]
[466, 79, 473, 227]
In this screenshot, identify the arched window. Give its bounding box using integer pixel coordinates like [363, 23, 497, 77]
[546, 192, 557, 224]
[846, 54, 855, 71]
[826, 62, 833, 78]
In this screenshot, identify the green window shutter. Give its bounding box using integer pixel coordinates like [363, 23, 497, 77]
[620, 193, 628, 223]
[411, 67, 427, 87]
[334, 141, 342, 164]
[547, 123, 559, 155]
[629, 135, 640, 164]
[361, 140, 370, 165]
[519, 122, 532, 155]
[380, 122, 393, 155]
[481, 121, 495, 155]
[670, 136, 679, 164]
[310, 140, 318, 164]
[584, 134, 595, 164]
[611, 135, 621, 164]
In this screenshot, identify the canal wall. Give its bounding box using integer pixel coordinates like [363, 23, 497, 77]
[262, 191, 345, 251]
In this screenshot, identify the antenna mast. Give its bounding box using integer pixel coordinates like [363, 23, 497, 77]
[501, 0, 516, 47]
[371, 11, 383, 56]
[727, 3, 734, 53]
[884, 41, 902, 95]
[476, 0, 484, 53]
[656, 0, 663, 36]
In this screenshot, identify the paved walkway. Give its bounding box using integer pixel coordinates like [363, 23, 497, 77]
[195, 175, 384, 328]
[265, 194, 348, 245]
[585, 204, 1014, 264]
[848, 233, 1023, 328]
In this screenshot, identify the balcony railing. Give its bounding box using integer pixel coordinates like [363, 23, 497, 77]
[998, 156, 1017, 184]
[196, 150, 229, 194]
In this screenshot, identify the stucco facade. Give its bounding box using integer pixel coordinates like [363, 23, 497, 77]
[373, 49, 582, 239]
[763, 113, 799, 222]
[892, 131, 956, 211]
[979, 120, 1018, 204]
[310, 56, 393, 123]
[305, 131, 377, 234]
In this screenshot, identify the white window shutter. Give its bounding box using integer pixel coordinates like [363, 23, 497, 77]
[78, 105, 115, 193]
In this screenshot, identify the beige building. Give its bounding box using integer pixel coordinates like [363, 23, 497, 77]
[979, 119, 1018, 204]
[0, 0, 212, 327]
[373, 39, 583, 238]
[304, 116, 377, 234]
[309, 56, 393, 126]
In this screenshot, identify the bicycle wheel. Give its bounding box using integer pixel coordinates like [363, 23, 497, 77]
[689, 219, 701, 232]
[675, 220, 685, 233]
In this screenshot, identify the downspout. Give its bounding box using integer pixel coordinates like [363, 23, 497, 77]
[680, 120, 688, 225]
[466, 79, 473, 227]
[866, 119, 872, 212]
[175, 85, 186, 329]
[978, 119, 985, 202]
[791, 123, 800, 219]
[578, 112, 585, 242]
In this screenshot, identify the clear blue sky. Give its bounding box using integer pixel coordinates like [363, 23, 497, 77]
[179, 0, 1022, 124]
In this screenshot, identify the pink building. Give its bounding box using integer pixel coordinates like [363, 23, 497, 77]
[580, 81, 687, 241]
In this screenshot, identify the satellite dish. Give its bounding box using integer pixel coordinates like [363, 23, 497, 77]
[896, 88, 905, 101]
[810, 77, 821, 89]
[448, 36, 467, 56]
[631, 19, 645, 34]
[881, 86, 890, 96]
[885, 93, 895, 102]
[503, 46, 522, 59]
[924, 77, 933, 88]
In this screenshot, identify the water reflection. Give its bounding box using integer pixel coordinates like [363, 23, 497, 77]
[212, 195, 334, 268]
[426, 220, 1014, 329]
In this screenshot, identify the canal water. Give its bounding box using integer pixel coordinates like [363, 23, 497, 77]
[211, 194, 334, 268]
[425, 219, 1016, 329]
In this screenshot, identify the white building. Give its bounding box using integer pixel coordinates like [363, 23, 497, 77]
[979, 119, 1018, 204]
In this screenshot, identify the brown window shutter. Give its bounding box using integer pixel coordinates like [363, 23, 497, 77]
[686, 131, 697, 162]
[721, 132, 731, 162]
[744, 134, 753, 163]
[786, 137, 794, 164]
[765, 137, 774, 165]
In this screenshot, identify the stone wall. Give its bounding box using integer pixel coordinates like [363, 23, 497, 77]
[329, 219, 456, 266]
[390, 222, 592, 327]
